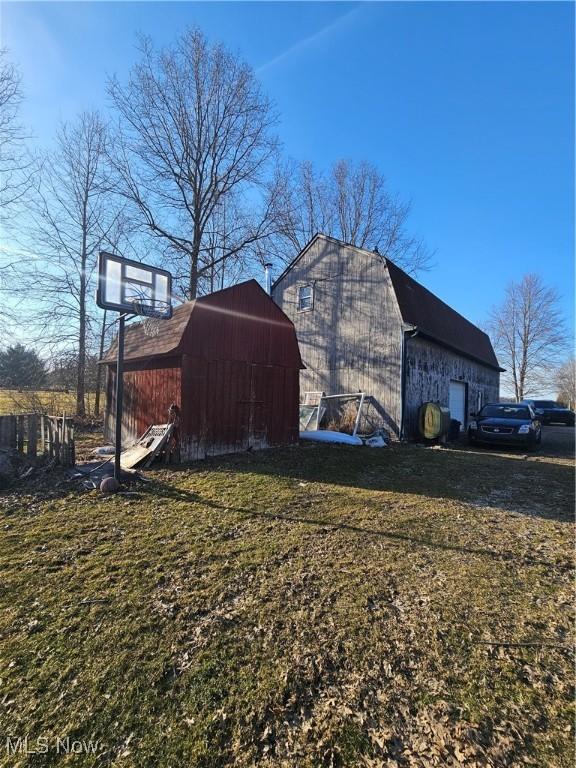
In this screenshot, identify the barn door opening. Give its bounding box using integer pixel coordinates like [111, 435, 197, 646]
[449, 380, 467, 431]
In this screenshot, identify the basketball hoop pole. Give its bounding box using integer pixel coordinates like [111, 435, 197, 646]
[114, 315, 125, 482]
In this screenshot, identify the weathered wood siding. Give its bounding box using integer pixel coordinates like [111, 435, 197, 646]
[272, 237, 404, 436]
[104, 355, 299, 459]
[404, 336, 500, 437]
[104, 357, 182, 446]
[179, 355, 299, 460]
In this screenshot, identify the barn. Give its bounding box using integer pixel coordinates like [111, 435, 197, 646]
[101, 280, 303, 460]
[272, 234, 503, 439]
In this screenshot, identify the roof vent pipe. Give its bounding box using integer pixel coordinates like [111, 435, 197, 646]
[264, 263, 273, 295]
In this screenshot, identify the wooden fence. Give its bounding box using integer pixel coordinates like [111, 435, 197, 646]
[0, 414, 75, 467]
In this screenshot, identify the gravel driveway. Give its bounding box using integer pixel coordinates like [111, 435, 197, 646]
[539, 425, 575, 458]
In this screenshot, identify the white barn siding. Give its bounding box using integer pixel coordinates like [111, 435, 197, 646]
[404, 336, 500, 437]
[272, 237, 404, 436]
[273, 234, 501, 440]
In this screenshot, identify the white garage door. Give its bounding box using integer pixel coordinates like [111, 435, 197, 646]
[449, 381, 467, 430]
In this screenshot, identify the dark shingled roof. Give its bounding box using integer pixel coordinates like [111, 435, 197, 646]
[101, 279, 304, 369]
[101, 301, 195, 363]
[385, 258, 501, 370]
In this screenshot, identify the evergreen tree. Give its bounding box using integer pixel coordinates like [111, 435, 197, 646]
[0, 344, 47, 388]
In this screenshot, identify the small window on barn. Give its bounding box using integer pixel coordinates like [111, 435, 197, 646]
[298, 284, 314, 312]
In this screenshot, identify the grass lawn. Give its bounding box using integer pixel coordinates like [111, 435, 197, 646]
[0, 440, 573, 766]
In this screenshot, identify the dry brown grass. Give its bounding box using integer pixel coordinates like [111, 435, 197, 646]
[325, 400, 359, 434]
[0, 438, 573, 766]
[0, 389, 98, 416]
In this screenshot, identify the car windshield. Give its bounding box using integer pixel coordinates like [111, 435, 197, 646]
[533, 401, 558, 409]
[480, 405, 531, 420]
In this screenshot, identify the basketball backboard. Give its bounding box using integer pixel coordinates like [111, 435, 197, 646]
[96, 251, 173, 319]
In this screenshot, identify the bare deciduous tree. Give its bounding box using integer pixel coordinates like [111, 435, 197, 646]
[0, 50, 36, 340]
[29, 111, 116, 417]
[107, 28, 279, 299]
[265, 159, 432, 274]
[487, 274, 568, 401]
[555, 357, 575, 409]
[0, 48, 34, 213]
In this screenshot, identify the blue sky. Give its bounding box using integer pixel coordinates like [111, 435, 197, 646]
[2, 1, 574, 339]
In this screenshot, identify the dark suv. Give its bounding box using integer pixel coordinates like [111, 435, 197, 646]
[521, 400, 575, 426]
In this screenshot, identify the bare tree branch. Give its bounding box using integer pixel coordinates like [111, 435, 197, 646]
[487, 274, 568, 400]
[107, 28, 279, 299]
[24, 111, 122, 416]
[263, 158, 433, 275]
[0, 48, 36, 216]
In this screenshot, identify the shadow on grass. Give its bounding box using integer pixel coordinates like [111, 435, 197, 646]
[144, 477, 572, 573]
[157, 441, 575, 524]
[3, 442, 572, 529]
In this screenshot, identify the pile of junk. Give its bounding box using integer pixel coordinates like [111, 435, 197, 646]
[299, 392, 387, 448]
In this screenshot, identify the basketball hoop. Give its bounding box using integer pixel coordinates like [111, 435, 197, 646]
[141, 316, 162, 337]
[97, 252, 173, 320]
[130, 298, 171, 337]
[96, 251, 173, 483]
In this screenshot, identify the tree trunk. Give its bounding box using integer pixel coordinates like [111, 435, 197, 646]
[76, 286, 86, 417]
[189, 239, 200, 299]
[76, 207, 88, 418]
[189, 263, 198, 299]
[94, 309, 107, 417]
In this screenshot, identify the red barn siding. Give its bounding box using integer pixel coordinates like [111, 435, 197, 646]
[179, 281, 302, 368]
[105, 357, 181, 446]
[180, 355, 299, 460]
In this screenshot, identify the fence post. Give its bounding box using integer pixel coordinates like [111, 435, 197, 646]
[0, 412, 74, 466]
[47, 418, 54, 460]
[28, 415, 38, 459]
[70, 420, 75, 466]
[16, 415, 25, 453]
[39, 415, 45, 455]
[55, 418, 61, 464]
[1, 416, 17, 450]
[60, 418, 65, 464]
[65, 419, 71, 467]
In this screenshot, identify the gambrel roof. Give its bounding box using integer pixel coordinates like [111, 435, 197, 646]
[384, 258, 501, 370]
[101, 279, 303, 369]
[273, 233, 502, 371]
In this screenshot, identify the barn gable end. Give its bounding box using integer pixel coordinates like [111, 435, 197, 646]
[271, 234, 405, 436]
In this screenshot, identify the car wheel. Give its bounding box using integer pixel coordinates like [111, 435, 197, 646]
[536, 430, 542, 444]
[527, 436, 538, 452]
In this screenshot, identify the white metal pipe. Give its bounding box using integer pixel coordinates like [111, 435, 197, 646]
[264, 263, 273, 295]
[352, 393, 366, 437]
[320, 392, 365, 400]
